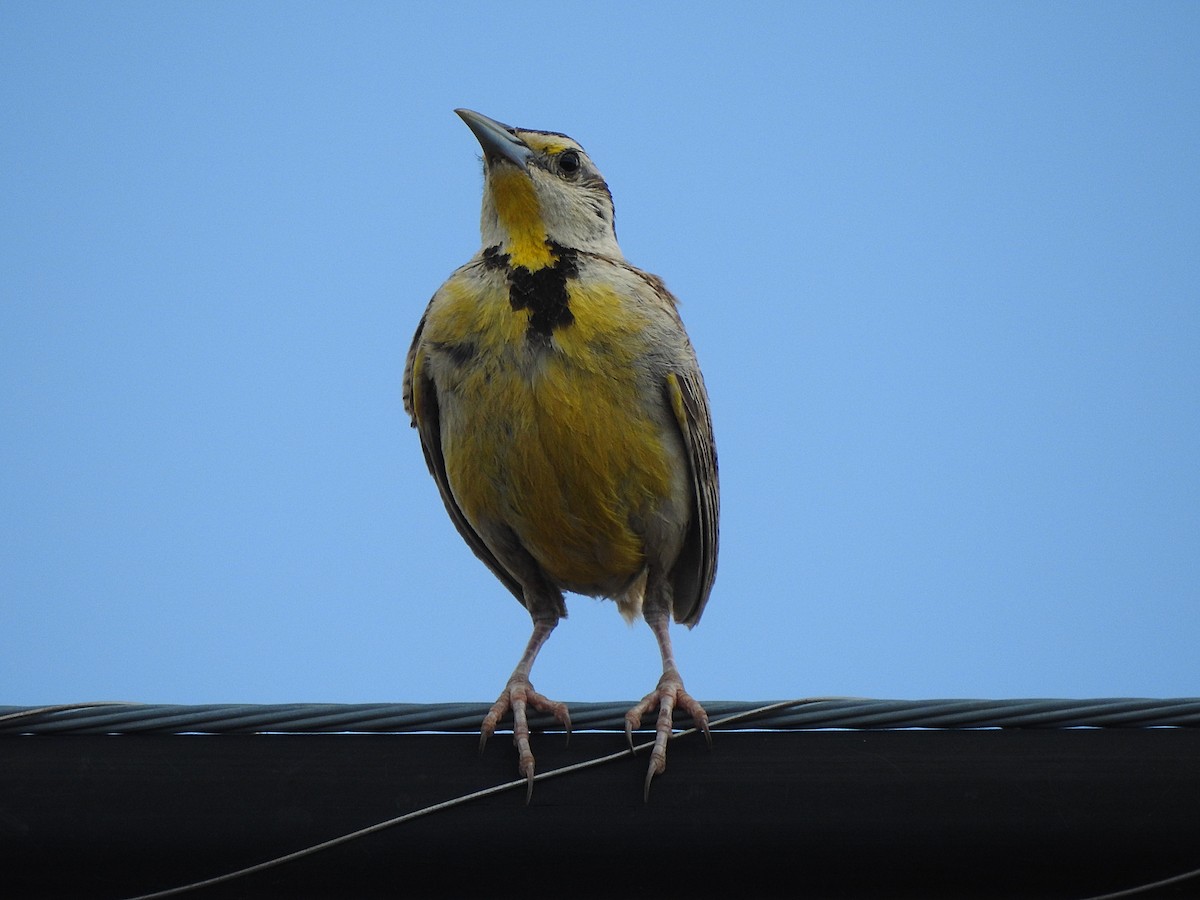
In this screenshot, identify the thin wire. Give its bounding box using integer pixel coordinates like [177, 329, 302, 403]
[1077, 865, 1200, 900]
[120, 698, 819, 900]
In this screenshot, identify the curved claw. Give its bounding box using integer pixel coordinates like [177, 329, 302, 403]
[627, 674, 710, 801]
[695, 707, 713, 749]
[479, 678, 570, 803]
[643, 761, 657, 803]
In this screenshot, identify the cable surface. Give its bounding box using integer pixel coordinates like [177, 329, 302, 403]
[3, 697, 1199, 735]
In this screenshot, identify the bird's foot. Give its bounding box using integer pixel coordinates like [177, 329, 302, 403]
[624, 670, 710, 801]
[480, 677, 571, 803]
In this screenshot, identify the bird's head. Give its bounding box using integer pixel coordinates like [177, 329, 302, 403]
[456, 108, 621, 269]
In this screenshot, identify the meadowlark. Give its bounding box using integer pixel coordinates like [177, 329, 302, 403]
[403, 109, 719, 799]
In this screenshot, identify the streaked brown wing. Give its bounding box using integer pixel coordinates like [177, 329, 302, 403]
[664, 368, 720, 626]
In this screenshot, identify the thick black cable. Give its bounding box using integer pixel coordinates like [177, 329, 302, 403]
[0, 701, 137, 728]
[118, 698, 810, 900]
[4, 698, 1193, 899]
[4, 697, 1200, 735]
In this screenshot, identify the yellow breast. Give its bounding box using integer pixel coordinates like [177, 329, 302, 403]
[426, 276, 675, 592]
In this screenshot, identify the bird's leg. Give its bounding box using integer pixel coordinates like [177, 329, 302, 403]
[625, 608, 710, 801]
[480, 615, 571, 801]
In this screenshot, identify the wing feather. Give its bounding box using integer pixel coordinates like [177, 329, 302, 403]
[664, 369, 720, 626]
[405, 313, 526, 604]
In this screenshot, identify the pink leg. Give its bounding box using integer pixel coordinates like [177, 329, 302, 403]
[624, 610, 710, 800]
[480, 618, 571, 802]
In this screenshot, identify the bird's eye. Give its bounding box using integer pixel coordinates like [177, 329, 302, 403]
[558, 150, 581, 176]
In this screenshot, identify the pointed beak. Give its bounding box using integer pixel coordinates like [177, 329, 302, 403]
[455, 108, 533, 171]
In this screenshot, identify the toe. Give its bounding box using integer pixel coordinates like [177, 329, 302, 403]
[628, 675, 710, 799]
[478, 677, 571, 803]
[479, 691, 513, 754]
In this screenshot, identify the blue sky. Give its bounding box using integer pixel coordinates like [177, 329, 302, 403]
[3, 2, 1197, 707]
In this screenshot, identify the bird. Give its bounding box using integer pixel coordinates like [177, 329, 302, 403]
[403, 109, 719, 800]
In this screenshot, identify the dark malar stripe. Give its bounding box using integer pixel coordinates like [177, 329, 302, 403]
[482, 245, 508, 270]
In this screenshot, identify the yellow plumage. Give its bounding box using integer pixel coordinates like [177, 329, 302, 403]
[403, 109, 718, 799]
[488, 168, 556, 270]
[434, 281, 675, 598]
